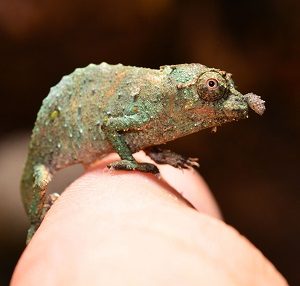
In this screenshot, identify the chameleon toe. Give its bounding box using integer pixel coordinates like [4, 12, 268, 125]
[135, 163, 159, 174]
[108, 160, 159, 174]
[107, 160, 137, 171]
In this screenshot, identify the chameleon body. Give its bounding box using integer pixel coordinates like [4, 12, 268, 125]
[21, 62, 265, 242]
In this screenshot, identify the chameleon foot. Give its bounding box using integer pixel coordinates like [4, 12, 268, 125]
[42, 192, 60, 217]
[108, 160, 159, 174]
[145, 147, 199, 169]
[47, 192, 60, 207]
[26, 223, 39, 244]
[26, 193, 60, 244]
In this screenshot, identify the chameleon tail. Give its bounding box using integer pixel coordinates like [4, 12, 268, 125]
[20, 159, 53, 243]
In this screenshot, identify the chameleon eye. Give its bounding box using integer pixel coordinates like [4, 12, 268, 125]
[197, 72, 227, 101]
[206, 78, 218, 90]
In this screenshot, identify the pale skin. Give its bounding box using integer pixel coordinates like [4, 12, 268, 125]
[12, 153, 287, 286]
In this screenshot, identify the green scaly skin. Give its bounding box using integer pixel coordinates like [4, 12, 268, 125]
[21, 62, 264, 243]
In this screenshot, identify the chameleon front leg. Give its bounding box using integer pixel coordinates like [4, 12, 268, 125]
[103, 114, 159, 174]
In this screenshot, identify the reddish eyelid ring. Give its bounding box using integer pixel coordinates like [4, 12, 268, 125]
[206, 78, 219, 90]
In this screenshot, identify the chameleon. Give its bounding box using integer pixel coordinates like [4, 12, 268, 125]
[21, 62, 265, 243]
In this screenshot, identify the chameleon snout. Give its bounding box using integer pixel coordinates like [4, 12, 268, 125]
[223, 93, 249, 119]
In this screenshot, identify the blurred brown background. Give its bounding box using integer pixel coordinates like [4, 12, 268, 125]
[0, 0, 299, 284]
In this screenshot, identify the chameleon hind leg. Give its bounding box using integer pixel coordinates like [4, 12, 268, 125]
[144, 147, 199, 169]
[27, 164, 59, 243]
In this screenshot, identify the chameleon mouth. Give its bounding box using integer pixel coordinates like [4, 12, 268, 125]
[223, 93, 249, 119]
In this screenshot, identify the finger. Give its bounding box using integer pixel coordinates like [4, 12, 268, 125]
[98, 151, 222, 218]
[12, 154, 287, 286]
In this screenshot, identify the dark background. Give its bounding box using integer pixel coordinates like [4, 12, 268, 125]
[0, 0, 299, 284]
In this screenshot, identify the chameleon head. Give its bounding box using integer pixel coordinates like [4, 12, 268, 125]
[170, 64, 265, 131]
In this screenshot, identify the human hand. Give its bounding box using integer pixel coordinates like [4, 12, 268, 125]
[12, 152, 287, 285]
